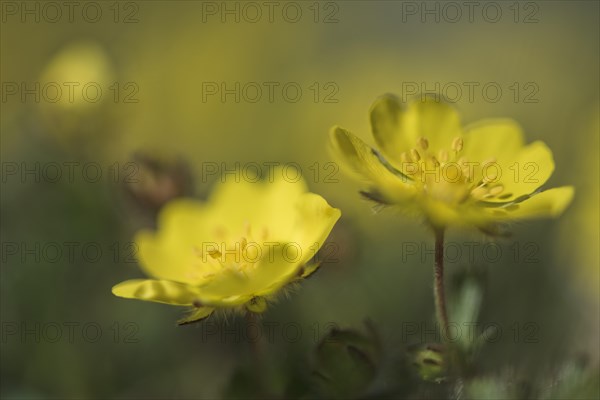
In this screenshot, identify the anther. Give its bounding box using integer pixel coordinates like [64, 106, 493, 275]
[451, 137, 463, 152]
[207, 249, 222, 259]
[417, 137, 429, 150]
[400, 152, 412, 163]
[489, 185, 504, 196]
[470, 186, 488, 199]
[483, 172, 498, 183]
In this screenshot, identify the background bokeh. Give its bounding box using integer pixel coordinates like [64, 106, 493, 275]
[1, 1, 598, 398]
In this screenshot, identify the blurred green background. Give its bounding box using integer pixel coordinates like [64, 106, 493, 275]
[1, 1, 598, 398]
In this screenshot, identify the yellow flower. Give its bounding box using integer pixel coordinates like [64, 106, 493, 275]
[112, 171, 341, 324]
[330, 94, 574, 232]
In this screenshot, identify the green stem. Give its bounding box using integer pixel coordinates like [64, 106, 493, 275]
[245, 312, 262, 365]
[245, 312, 267, 395]
[433, 228, 449, 340]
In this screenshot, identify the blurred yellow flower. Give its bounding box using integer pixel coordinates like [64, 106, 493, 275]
[330, 94, 574, 232]
[112, 171, 341, 324]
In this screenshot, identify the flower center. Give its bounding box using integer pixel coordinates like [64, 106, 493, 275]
[399, 137, 510, 204]
[188, 222, 269, 281]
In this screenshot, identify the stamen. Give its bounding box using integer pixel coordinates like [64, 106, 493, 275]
[489, 185, 504, 196]
[482, 158, 497, 167]
[207, 249, 222, 259]
[470, 186, 488, 199]
[438, 150, 449, 163]
[400, 152, 412, 163]
[417, 137, 429, 151]
[451, 137, 463, 152]
[410, 148, 421, 161]
[461, 165, 473, 182]
[483, 172, 498, 183]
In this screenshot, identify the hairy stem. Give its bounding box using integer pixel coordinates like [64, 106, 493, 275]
[245, 312, 262, 364]
[433, 228, 449, 340]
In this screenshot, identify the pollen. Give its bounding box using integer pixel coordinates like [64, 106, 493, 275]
[401, 136, 509, 205]
[191, 225, 269, 281]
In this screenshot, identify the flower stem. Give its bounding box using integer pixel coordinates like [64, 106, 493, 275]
[245, 312, 262, 365]
[433, 228, 449, 340]
[245, 312, 267, 395]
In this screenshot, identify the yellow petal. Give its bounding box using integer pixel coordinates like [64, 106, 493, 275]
[135, 229, 193, 284]
[329, 126, 415, 204]
[402, 97, 463, 153]
[134, 198, 221, 284]
[194, 245, 304, 307]
[112, 279, 199, 305]
[190, 194, 339, 308]
[462, 119, 525, 164]
[290, 193, 341, 265]
[494, 141, 555, 201]
[134, 174, 310, 284]
[370, 94, 411, 165]
[370, 95, 462, 164]
[207, 167, 308, 237]
[491, 186, 574, 220]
